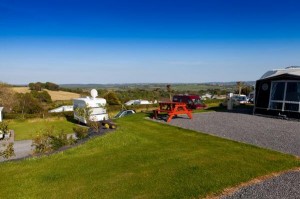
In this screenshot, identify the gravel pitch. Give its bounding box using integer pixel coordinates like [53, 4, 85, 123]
[221, 170, 300, 199]
[165, 112, 300, 157]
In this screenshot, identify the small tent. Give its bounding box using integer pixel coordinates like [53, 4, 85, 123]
[254, 66, 300, 119]
[0, 107, 3, 122]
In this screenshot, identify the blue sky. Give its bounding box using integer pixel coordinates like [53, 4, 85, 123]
[1, 0, 300, 84]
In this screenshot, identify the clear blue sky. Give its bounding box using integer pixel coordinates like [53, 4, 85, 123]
[1, 0, 300, 84]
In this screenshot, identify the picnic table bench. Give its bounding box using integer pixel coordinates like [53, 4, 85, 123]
[153, 102, 192, 122]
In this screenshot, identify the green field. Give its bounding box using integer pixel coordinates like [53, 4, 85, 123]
[8, 117, 77, 140]
[0, 113, 299, 198]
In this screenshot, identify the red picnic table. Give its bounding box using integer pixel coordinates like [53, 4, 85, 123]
[153, 102, 193, 122]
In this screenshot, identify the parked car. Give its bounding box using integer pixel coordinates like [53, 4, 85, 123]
[232, 95, 249, 104]
[114, 110, 136, 118]
[172, 94, 206, 109]
[220, 94, 249, 107]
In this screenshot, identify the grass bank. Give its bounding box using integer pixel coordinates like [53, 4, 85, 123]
[0, 113, 299, 198]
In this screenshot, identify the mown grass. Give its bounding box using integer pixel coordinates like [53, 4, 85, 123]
[0, 113, 299, 198]
[8, 117, 77, 140]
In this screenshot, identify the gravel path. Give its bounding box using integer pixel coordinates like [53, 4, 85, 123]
[156, 111, 300, 199]
[166, 112, 300, 157]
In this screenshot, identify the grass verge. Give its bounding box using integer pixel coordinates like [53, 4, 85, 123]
[0, 113, 299, 198]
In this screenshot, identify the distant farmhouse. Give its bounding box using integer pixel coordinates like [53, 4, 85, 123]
[254, 66, 300, 119]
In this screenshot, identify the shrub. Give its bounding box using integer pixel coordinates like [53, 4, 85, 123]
[87, 121, 101, 133]
[0, 121, 9, 134]
[49, 132, 69, 150]
[31, 90, 52, 103]
[32, 133, 52, 154]
[0, 143, 15, 159]
[32, 127, 76, 154]
[73, 126, 89, 140]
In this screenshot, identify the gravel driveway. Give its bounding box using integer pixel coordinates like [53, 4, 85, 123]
[167, 112, 300, 157]
[158, 111, 300, 199]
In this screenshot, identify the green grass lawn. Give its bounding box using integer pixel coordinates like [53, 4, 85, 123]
[0, 113, 299, 198]
[8, 117, 77, 140]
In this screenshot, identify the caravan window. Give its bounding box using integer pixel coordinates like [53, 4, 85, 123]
[269, 81, 300, 112]
[91, 108, 105, 115]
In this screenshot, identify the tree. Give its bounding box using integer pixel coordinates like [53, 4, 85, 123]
[29, 82, 42, 91]
[45, 82, 59, 91]
[14, 93, 43, 115]
[31, 90, 52, 103]
[166, 84, 173, 101]
[0, 83, 17, 113]
[241, 86, 254, 96]
[236, 81, 245, 95]
[103, 91, 121, 105]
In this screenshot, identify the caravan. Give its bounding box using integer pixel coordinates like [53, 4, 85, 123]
[73, 89, 108, 124]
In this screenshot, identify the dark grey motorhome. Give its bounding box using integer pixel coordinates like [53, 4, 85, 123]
[254, 67, 300, 119]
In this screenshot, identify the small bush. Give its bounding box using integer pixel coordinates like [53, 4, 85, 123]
[49, 131, 69, 150]
[0, 143, 15, 159]
[0, 121, 9, 134]
[73, 126, 89, 140]
[87, 121, 101, 133]
[32, 133, 52, 154]
[32, 127, 76, 154]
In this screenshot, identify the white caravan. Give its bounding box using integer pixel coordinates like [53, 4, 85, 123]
[73, 89, 108, 124]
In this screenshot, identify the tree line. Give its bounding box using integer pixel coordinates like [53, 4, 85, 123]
[29, 82, 59, 91]
[0, 83, 52, 117]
